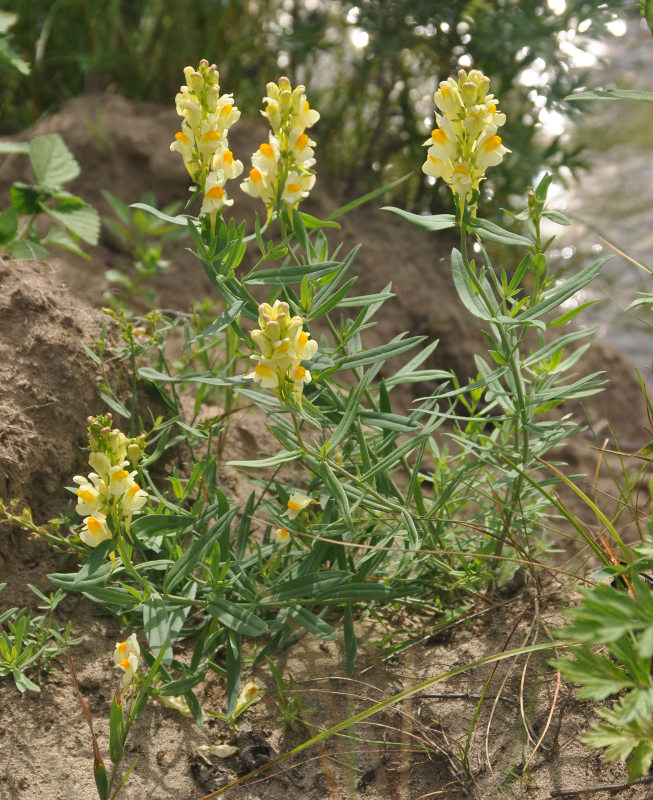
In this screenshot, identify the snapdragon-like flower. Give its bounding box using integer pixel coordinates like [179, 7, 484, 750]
[70, 413, 149, 550]
[233, 681, 262, 717]
[159, 694, 193, 718]
[241, 76, 319, 218]
[248, 300, 318, 404]
[272, 527, 291, 545]
[285, 491, 313, 520]
[113, 634, 140, 690]
[171, 60, 243, 221]
[422, 69, 509, 209]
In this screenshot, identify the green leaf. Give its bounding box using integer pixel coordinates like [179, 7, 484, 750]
[109, 694, 125, 763]
[383, 206, 456, 231]
[42, 226, 90, 258]
[82, 587, 141, 607]
[290, 606, 339, 640]
[328, 372, 372, 448]
[467, 217, 532, 246]
[0, 207, 18, 244]
[298, 211, 340, 229]
[542, 210, 570, 226]
[137, 366, 249, 387]
[548, 300, 597, 327]
[13, 669, 41, 693]
[29, 134, 80, 187]
[226, 449, 303, 468]
[566, 88, 653, 104]
[274, 572, 352, 601]
[157, 672, 205, 695]
[320, 461, 353, 530]
[130, 202, 197, 227]
[555, 647, 636, 700]
[143, 593, 173, 664]
[185, 300, 244, 346]
[10, 183, 40, 215]
[43, 202, 100, 245]
[48, 542, 114, 590]
[131, 513, 195, 538]
[243, 260, 340, 286]
[9, 239, 49, 260]
[328, 335, 424, 374]
[0, 33, 30, 76]
[207, 599, 268, 637]
[628, 740, 653, 781]
[97, 390, 130, 419]
[163, 509, 237, 593]
[94, 761, 108, 800]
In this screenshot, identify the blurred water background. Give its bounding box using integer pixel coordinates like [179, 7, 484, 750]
[546, 15, 653, 381]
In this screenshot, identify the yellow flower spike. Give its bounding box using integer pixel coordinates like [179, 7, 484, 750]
[422, 69, 508, 209]
[243, 76, 318, 212]
[171, 61, 241, 208]
[248, 301, 318, 402]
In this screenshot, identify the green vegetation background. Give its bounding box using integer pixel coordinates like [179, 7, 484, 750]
[0, 0, 630, 211]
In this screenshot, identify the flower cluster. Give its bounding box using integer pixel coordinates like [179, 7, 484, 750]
[241, 76, 319, 218]
[171, 60, 243, 219]
[422, 69, 509, 208]
[72, 414, 148, 548]
[249, 300, 318, 404]
[113, 634, 140, 690]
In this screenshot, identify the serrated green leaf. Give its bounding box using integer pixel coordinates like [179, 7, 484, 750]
[44, 202, 100, 245]
[30, 134, 80, 186]
[555, 648, 635, 700]
[42, 226, 90, 258]
[8, 239, 49, 260]
[628, 740, 653, 781]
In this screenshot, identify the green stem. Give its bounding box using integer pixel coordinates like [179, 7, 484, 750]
[458, 211, 531, 557]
